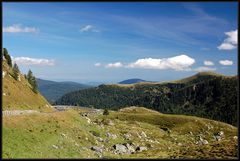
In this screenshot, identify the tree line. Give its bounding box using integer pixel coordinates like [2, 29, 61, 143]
[3, 48, 38, 93]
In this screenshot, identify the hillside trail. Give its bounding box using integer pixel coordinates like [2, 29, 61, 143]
[2, 105, 88, 116]
[2, 110, 42, 116]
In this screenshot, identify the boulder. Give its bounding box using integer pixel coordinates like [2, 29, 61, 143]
[136, 146, 147, 152]
[113, 144, 127, 154]
[123, 143, 135, 154]
[91, 146, 103, 153]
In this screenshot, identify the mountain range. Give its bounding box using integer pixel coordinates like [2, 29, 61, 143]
[55, 72, 238, 126]
[37, 78, 92, 104]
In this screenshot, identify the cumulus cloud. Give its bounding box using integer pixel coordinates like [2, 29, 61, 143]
[219, 60, 233, 66]
[218, 30, 238, 50]
[94, 63, 101, 67]
[194, 66, 216, 72]
[204, 60, 214, 66]
[80, 25, 99, 33]
[127, 55, 195, 71]
[105, 62, 123, 68]
[3, 24, 38, 33]
[13, 57, 55, 66]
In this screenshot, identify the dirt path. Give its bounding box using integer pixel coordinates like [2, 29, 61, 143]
[2, 110, 40, 116]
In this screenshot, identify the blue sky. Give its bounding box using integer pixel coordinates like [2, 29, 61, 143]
[3, 2, 238, 83]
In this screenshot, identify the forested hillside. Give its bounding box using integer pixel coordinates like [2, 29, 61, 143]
[56, 72, 238, 126]
[37, 78, 92, 103]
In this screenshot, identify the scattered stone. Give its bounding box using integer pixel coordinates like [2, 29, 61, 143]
[52, 145, 59, 149]
[85, 117, 91, 124]
[3, 93, 6, 96]
[136, 146, 147, 152]
[113, 144, 127, 154]
[213, 131, 225, 141]
[61, 133, 67, 138]
[206, 124, 213, 130]
[3, 71, 6, 78]
[108, 120, 115, 126]
[123, 133, 131, 140]
[91, 146, 103, 153]
[140, 131, 147, 138]
[106, 132, 117, 139]
[98, 137, 104, 142]
[196, 136, 208, 145]
[188, 131, 193, 135]
[233, 136, 238, 140]
[177, 143, 183, 146]
[124, 143, 135, 154]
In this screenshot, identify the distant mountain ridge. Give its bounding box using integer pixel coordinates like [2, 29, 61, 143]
[37, 78, 92, 104]
[118, 78, 148, 84]
[56, 72, 238, 126]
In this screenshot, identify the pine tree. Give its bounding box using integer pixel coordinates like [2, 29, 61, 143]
[27, 69, 38, 93]
[3, 48, 12, 67]
[12, 63, 20, 80]
[32, 76, 38, 93]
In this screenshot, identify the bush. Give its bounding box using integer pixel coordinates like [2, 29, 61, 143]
[103, 109, 109, 115]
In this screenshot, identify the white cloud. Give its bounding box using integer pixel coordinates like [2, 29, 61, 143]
[13, 57, 55, 66]
[3, 24, 38, 33]
[219, 60, 233, 66]
[80, 25, 99, 33]
[218, 29, 238, 50]
[94, 63, 101, 67]
[127, 54, 195, 71]
[204, 60, 214, 66]
[194, 66, 216, 72]
[105, 62, 123, 68]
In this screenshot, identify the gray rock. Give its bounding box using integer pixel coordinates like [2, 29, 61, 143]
[106, 132, 117, 139]
[214, 131, 225, 141]
[98, 137, 104, 142]
[136, 146, 147, 152]
[91, 146, 103, 153]
[124, 143, 135, 154]
[140, 131, 147, 138]
[113, 144, 127, 154]
[52, 145, 59, 149]
[123, 133, 131, 140]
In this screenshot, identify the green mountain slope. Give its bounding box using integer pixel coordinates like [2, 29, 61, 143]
[37, 78, 92, 104]
[2, 60, 53, 112]
[3, 107, 237, 159]
[55, 72, 238, 126]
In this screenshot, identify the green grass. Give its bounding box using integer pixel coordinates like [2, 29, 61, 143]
[2, 107, 238, 159]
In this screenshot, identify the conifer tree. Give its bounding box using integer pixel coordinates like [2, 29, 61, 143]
[12, 63, 20, 80]
[3, 48, 12, 67]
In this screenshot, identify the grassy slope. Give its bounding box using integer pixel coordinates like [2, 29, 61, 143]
[2, 61, 52, 112]
[3, 107, 237, 159]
